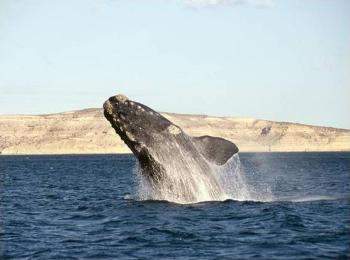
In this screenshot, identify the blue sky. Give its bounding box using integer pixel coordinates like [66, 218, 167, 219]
[0, 0, 349, 128]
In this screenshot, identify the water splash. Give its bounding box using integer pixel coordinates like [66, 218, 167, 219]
[134, 135, 273, 204]
[213, 154, 273, 202]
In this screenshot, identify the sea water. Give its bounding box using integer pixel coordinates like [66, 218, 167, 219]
[1, 153, 349, 258]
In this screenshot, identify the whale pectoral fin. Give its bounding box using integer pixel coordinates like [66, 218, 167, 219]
[192, 135, 239, 165]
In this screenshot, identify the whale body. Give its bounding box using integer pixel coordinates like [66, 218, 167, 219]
[103, 94, 239, 202]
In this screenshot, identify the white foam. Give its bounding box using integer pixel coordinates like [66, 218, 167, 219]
[276, 195, 337, 203]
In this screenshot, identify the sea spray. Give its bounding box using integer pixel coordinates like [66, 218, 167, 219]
[215, 154, 274, 202]
[134, 134, 273, 204]
[214, 154, 252, 201]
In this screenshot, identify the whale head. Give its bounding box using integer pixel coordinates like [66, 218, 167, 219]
[103, 94, 182, 170]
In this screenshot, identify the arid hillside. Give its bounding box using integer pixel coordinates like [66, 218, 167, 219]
[0, 108, 349, 154]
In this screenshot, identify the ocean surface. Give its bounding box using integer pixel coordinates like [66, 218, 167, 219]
[1, 152, 349, 259]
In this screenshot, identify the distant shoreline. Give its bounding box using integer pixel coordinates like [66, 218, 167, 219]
[2, 151, 350, 156]
[1, 108, 350, 155]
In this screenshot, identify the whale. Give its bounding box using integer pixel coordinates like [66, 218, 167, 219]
[103, 94, 239, 202]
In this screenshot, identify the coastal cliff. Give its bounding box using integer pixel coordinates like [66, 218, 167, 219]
[0, 108, 349, 154]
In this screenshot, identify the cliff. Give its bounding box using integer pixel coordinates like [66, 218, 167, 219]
[0, 108, 349, 154]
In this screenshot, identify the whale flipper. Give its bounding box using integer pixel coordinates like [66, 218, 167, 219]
[192, 135, 239, 165]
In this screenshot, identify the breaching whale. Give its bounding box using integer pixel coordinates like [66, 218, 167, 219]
[103, 94, 239, 202]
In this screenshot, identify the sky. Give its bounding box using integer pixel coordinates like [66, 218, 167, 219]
[0, 0, 349, 128]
